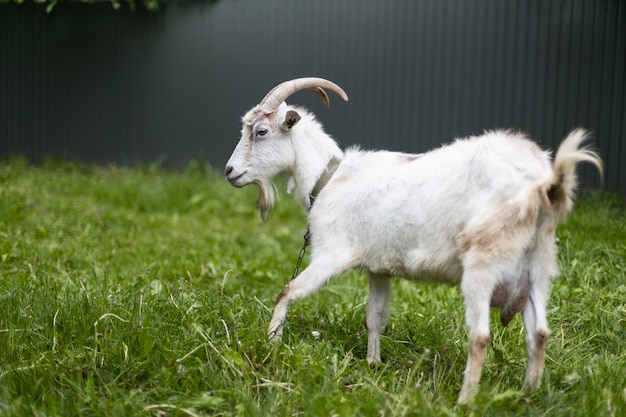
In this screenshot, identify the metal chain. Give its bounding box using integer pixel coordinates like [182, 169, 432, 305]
[291, 227, 311, 280]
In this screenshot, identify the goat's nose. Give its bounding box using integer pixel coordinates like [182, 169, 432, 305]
[225, 165, 233, 176]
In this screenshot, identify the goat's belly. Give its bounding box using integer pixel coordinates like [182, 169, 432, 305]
[363, 250, 463, 285]
[403, 268, 462, 284]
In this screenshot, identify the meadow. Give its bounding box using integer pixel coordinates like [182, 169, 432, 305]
[0, 158, 624, 416]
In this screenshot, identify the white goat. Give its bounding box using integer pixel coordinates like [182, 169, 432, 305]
[224, 77, 603, 403]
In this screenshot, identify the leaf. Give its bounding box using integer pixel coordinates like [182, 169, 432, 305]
[149, 279, 163, 296]
[184, 394, 224, 409]
[45, 0, 57, 13]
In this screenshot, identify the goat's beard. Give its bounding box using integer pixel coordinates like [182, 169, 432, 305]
[253, 179, 277, 222]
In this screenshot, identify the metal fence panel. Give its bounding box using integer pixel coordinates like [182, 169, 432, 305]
[1, 0, 623, 195]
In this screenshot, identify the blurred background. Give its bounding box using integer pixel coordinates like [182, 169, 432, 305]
[1, 0, 624, 195]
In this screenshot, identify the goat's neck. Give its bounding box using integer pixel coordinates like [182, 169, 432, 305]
[288, 134, 344, 211]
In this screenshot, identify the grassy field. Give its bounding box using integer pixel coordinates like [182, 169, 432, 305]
[0, 158, 624, 416]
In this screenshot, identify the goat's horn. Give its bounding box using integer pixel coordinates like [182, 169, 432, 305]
[258, 77, 349, 114]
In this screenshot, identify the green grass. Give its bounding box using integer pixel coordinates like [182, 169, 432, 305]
[0, 157, 625, 416]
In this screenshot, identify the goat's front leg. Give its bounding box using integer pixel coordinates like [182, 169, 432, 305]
[458, 271, 493, 404]
[521, 284, 550, 392]
[268, 256, 355, 342]
[365, 273, 392, 366]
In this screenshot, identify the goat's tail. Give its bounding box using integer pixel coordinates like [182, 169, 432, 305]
[547, 128, 603, 218]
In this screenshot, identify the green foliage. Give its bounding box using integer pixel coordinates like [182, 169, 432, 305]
[2, 0, 215, 13]
[0, 159, 625, 416]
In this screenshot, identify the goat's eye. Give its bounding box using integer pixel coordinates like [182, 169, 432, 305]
[256, 129, 268, 138]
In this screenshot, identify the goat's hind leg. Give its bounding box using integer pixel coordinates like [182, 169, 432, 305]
[365, 273, 392, 366]
[521, 282, 550, 392]
[522, 230, 555, 392]
[458, 267, 496, 404]
[268, 254, 356, 342]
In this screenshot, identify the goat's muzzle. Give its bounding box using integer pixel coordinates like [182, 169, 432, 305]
[225, 165, 247, 187]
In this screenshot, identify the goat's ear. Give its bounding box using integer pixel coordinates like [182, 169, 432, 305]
[281, 110, 301, 131]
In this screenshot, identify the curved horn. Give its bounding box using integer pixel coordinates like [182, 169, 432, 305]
[258, 77, 349, 114]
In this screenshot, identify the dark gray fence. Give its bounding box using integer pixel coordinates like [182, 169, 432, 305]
[1, 0, 624, 195]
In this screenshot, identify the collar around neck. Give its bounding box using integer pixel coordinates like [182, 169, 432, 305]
[308, 157, 341, 210]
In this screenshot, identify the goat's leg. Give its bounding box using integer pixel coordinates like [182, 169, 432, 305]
[521, 283, 550, 392]
[365, 273, 392, 366]
[458, 269, 494, 404]
[268, 256, 355, 342]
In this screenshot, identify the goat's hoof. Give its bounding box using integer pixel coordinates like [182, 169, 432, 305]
[457, 385, 478, 405]
[267, 329, 283, 343]
[522, 380, 541, 393]
[366, 357, 382, 368]
[457, 397, 469, 405]
[456, 393, 471, 405]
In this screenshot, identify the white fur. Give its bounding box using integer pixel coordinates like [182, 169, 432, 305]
[225, 100, 602, 403]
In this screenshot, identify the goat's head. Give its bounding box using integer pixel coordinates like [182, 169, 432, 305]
[225, 77, 348, 221]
